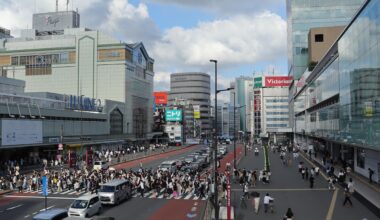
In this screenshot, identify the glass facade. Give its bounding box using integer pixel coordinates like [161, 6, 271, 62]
[295, 0, 380, 151]
[287, 0, 365, 79]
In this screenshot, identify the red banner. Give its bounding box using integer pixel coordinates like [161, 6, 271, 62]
[153, 92, 168, 105]
[265, 76, 293, 87]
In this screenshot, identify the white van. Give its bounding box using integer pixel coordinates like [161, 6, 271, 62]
[159, 160, 177, 172]
[93, 161, 109, 171]
[98, 179, 132, 205]
[68, 194, 102, 218]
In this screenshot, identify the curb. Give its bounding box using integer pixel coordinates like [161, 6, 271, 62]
[0, 190, 11, 196]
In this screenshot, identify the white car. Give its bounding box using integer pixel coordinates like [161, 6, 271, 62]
[68, 194, 102, 218]
[93, 161, 109, 171]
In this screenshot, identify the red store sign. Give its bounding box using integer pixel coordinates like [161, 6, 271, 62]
[265, 76, 293, 87]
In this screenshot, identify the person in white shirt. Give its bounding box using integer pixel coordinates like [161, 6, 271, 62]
[263, 193, 274, 213]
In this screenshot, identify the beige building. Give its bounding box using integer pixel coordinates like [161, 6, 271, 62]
[308, 26, 345, 64]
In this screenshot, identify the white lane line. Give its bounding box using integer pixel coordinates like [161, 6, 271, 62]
[202, 195, 208, 200]
[149, 192, 157, 198]
[133, 194, 139, 198]
[24, 215, 30, 218]
[61, 190, 73, 195]
[39, 205, 55, 212]
[193, 195, 199, 200]
[184, 193, 193, 200]
[166, 194, 174, 199]
[175, 194, 184, 199]
[6, 204, 23, 210]
[68, 190, 78, 195]
[5, 195, 76, 200]
[157, 194, 164, 199]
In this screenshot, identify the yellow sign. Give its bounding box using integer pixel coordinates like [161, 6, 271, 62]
[193, 105, 200, 119]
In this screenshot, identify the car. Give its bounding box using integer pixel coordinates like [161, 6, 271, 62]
[32, 208, 68, 220]
[189, 161, 203, 172]
[197, 156, 209, 168]
[98, 179, 132, 205]
[184, 156, 195, 164]
[68, 194, 102, 218]
[159, 160, 177, 173]
[93, 161, 109, 171]
[225, 139, 231, 144]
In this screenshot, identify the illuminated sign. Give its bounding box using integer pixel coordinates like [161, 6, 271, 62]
[264, 76, 293, 87]
[254, 77, 263, 88]
[153, 92, 168, 105]
[165, 109, 182, 122]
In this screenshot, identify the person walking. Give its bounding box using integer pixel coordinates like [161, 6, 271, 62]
[368, 168, 374, 183]
[328, 176, 336, 190]
[283, 208, 294, 220]
[301, 168, 305, 179]
[347, 178, 355, 194]
[309, 175, 314, 188]
[343, 187, 353, 207]
[263, 193, 274, 213]
[305, 168, 309, 180]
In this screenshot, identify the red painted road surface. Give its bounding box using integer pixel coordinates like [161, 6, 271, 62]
[218, 145, 243, 172]
[113, 144, 199, 170]
[148, 199, 206, 220]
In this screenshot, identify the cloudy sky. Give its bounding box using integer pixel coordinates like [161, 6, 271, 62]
[0, 0, 287, 101]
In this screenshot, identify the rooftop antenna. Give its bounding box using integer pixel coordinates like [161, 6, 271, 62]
[56, 0, 58, 12]
[66, 0, 69, 12]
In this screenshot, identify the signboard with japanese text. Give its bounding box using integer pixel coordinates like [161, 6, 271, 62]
[153, 92, 168, 105]
[165, 109, 182, 122]
[193, 105, 200, 119]
[1, 120, 42, 146]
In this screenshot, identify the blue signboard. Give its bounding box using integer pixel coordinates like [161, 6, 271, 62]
[165, 109, 182, 122]
[41, 176, 48, 196]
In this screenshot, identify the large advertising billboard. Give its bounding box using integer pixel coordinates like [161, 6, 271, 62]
[264, 76, 293, 87]
[153, 92, 168, 105]
[165, 109, 182, 122]
[2, 120, 43, 146]
[193, 105, 200, 119]
[254, 77, 263, 88]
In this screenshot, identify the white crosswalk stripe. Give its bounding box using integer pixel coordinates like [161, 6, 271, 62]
[184, 193, 193, 200]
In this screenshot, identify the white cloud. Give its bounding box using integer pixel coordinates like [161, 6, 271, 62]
[152, 11, 287, 68]
[146, 0, 284, 15]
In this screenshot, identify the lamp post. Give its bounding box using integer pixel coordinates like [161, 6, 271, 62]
[209, 59, 219, 220]
[80, 95, 84, 169]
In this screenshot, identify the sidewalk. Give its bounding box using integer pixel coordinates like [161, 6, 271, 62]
[301, 151, 380, 217]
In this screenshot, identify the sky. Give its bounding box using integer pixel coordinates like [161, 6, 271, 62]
[0, 0, 288, 102]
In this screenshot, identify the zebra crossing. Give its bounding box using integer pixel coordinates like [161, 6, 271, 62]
[131, 189, 208, 201]
[20, 188, 91, 197]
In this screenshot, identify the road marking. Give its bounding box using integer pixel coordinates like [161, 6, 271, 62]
[157, 194, 164, 199]
[40, 205, 55, 211]
[202, 196, 208, 200]
[32, 212, 38, 215]
[299, 153, 328, 180]
[192, 195, 199, 200]
[149, 192, 157, 198]
[326, 189, 338, 220]
[166, 194, 174, 199]
[68, 191, 77, 195]
[24, 215, 30, 218]
[231, 188, 330, 192]
[6, 204, 23, 210]
[61, 189, 73, 195]
[5, 195, 76, 200]
[184, 193, 193, 200]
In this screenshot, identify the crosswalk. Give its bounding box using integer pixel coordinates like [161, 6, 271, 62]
[18, 188, 208, 201]
[20, 188, 91, 197]
[131, 189, 208, 201]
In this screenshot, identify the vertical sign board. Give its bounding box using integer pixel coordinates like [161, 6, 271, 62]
[254, 77, 263, 88]
[42, 176, 48, 196]
[193, 105, 200, 119]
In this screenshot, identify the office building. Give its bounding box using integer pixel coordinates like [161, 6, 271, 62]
[233, 76, 253, 135]
[0, 10, 155, 138]
[253, 76, 292, 144]
[169, 72, 210, 137]
[293, 0, 380, 182]
[0, 27, 11, 39]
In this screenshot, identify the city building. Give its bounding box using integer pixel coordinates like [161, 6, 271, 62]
[287, 0, 365, 133]
[232, 76, 253, 136]
[0, 27, 11, 39]
[293, 0, 380, 182]
[0, 76, 127, 164]
[253, 76, 293, 144]
[169, 72, 210, 137]
[0, 10, 155, 139]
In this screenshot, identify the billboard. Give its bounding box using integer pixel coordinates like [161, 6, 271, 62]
[193, 105, 200, 119]
[32, 11, 80, 32]
[165, 109, 182, 122]
[153, 92, 168, 105]
[254, 77, 263, 88]
[2, 120, 43, 146]
[264, 76, 293, 87]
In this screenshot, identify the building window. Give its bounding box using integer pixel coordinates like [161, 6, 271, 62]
[315, 34, 324, 42]
[11, 56, 19, 65]
[356, 148, 365, 169]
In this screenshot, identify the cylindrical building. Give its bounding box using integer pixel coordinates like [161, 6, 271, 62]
[169, 72, 211, 137]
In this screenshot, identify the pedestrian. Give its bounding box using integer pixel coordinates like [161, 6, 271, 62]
[368, 168, 374, 183]
[347, 178, 355, 194]
[301, 168, 305, 179]
[283, 208, 294, 220]
[139, 180, 145, 197]
[305, 168, 309, 180]
[263, 193, 274, 213]
[314, 166, 320, 176]
[309, 175, 314, 188]
[328, 176, 336, 190]
[343, 187, 353, 207]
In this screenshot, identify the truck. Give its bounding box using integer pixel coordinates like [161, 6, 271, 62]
[165, 124, 183, 146]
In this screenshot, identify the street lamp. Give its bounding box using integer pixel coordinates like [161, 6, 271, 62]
[209, 59, 219, 220]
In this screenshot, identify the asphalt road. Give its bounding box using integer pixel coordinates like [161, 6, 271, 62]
[0, 144, 214, 220]
[229, 146, 379, 220]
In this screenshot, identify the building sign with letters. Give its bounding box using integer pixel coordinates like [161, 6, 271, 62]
[165, 109, 182, 122]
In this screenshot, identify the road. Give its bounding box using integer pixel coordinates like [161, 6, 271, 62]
[0, 144, 219, 220]
[229, 146, 379, 220]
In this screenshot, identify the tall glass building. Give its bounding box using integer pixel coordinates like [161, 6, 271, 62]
[294, 0, 380, 182]
[287, 0, 365, 79]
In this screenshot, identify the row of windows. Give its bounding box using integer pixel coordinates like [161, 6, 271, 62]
[266, 106, 289, 109]
[267, 124, 288, 128]
[266, 99, 288, 103]
[266, 112, 289, 115]
[11, 53, 72, 66]
[266, 118, 289, 122]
